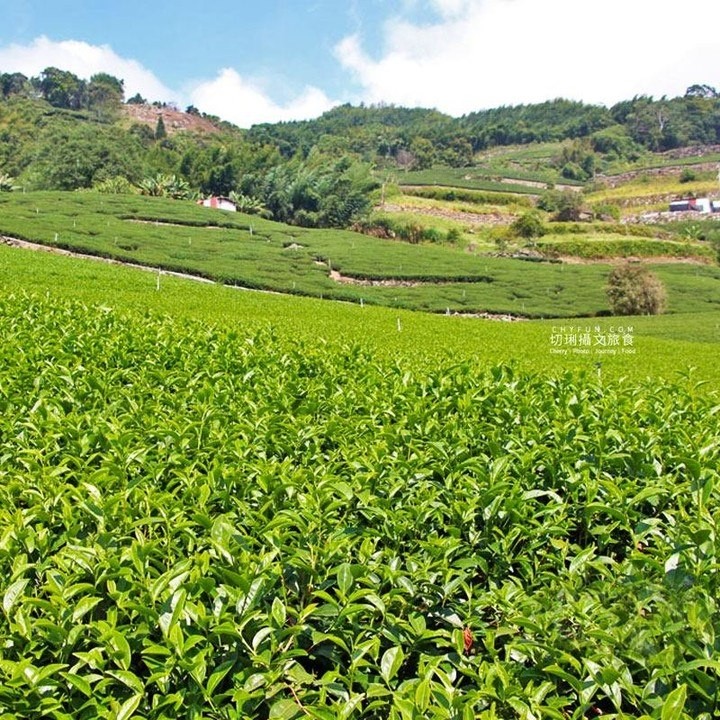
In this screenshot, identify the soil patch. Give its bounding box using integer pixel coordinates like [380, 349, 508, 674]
[328, 269, 492, 288]
[122, 104, 220, 135]
[330, 269, 427, 287]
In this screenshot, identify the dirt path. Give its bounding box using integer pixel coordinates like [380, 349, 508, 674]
[125, 218, 224, 229]
[330, 269, 415, 287]
[553, 253, 712, 265]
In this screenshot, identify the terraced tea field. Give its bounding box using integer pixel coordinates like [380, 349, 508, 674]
[0, 241, 719, 718]
[2, 243, 720, 382]
[2, 192, 719, 318]
[1, 176, 720, 719]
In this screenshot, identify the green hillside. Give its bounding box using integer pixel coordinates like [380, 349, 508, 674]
[1, 245, 719, 718]
[1, 192, 719, 319]
[3, 67, 720, 720]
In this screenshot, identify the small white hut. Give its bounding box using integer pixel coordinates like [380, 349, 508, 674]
[200, 196, 237, 212]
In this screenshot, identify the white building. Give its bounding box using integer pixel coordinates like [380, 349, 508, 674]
[200, 196, 237, 212]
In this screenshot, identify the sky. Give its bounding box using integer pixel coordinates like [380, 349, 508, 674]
[0, 0, 718, 128]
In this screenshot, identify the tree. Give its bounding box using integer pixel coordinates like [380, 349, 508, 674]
[87, 73, 124, 109]
[408, 137, 436, 169]
[556, 139, 597, 181]
[553, 190, 586, 222]
[606, 265, 667, 316]
[685, 84, 718, 99]
[0, 172, 19, 191]
[590, 125, 641, 161]
[26, 122, 143, 190]
[36, 67, 86, 109]
[228, 191, 269, 216]
[137, 173, 194, 199]
[0, 72, 31, 98]
[155, 115, 167, 140]
[93, 176, 136, 194]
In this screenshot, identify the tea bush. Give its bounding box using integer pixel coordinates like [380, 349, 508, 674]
[0, 292, 718, 718]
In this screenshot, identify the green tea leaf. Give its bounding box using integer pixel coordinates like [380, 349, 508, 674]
[380, 646, 404, 684]
[268, 698, 301, 720]
[3, 579, 29, 614]
[72, 596, 103, 623]
[116, 692, 143, 720]
[661, 685, 687, 720]
[60, 671, 92, 697]
[337, 563, 354, 595]
[271, 596, 286, 627]
[107, 669, 144, 695]
[206, 659, 235, 696]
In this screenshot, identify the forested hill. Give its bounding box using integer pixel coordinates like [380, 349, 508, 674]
[248, 88, 720, 163]
[2, 66, 720, 228]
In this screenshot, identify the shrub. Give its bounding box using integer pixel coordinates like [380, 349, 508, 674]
[511, 211, 546, 239]
[536, 189, 561, 213]
[446, 227, 462, 244]
[592, 203, 621, 221]
[606, 265, 667, 315]
[422, 227, 444, 243]
[493, 229, 511, 253]
[553, 190, 586, 222]
[353, 217, 396, 238]
[397, 223, 425, 244]
[561, 161, 588, 181]
[679, 168, 697, 183]
[93, 176, 136, 194]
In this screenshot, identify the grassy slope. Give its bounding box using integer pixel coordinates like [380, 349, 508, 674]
[2, 243, 719, 384]
[394, 144, 586, 189]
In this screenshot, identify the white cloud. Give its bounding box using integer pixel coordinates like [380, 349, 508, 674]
[336, 0, 720, 114]
[430, 0, 474, 18]
[187, 68, 336, 128]
[0, 36, 176, 102]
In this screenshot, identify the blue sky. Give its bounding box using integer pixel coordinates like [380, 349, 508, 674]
[1, 0, 382, 98]
[1, 0, 719, 127]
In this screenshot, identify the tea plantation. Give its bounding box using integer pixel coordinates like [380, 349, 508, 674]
[1, 245, 719, 719]
[2, 192, 719, 318]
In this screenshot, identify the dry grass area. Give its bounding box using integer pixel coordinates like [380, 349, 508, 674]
[122, 103, 220, 135]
